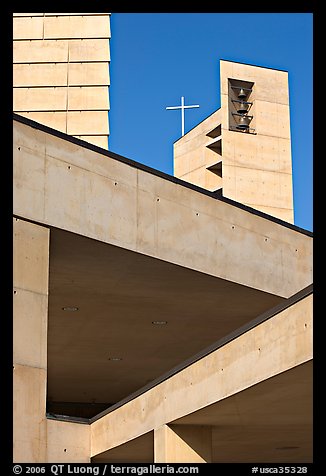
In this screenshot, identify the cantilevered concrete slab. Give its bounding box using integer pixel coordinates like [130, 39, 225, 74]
[92, 362, 312, 463]
[172, 361, 312, 463]
[47, 228, 284, 409]
[90, 290, 312, 463]
[13, 114, 312, 298]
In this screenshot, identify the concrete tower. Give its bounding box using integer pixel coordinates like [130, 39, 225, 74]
[13, 13, 111, 149]
[173, 60, 294, 223]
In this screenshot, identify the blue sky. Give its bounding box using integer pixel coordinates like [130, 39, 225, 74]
[108, 13, 313, 231]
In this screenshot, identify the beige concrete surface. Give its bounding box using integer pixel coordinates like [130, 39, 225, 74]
[13, 218, 50, 295]
[13, 87, 68, 112]
[13, 288, 48, 369]
[68, 39, 110, 62]
[43, 13, 110, 16]
[154, 425, 212, 463]
[68, 63, 110, 86]
[221, 164, 293, 209]
[103, 353, 312, 464]
[13, 39, 69, 63]
[71, 361, 313, 463]
[13, 13, 109, 17]
[18, 111, 67, 133]
[13, 14, 111, 41]
[220, 61, 293, 222]
[13, 16, 44, 39]
[74, 135, 108, 148]
[13, 63, 68, 87]
[174, 353, 312, 429]
[250, 205, 294, 223]
[13, 364, 48, 462]
[174, 60, 294, 223]
[46, 227, 284, 406]
[13, 217, 91, 463]
[13, 13, 110, 148]
[13, 218, 49, 463]
[172, 361, 312, 463]
[12, 96, 312, 462]
[13, 119, 312, 297]
[46, 420, 90, 463]
[92, 432, 154, 463]
[90, 293, 312, 457]
[66, 111, 109, 135]
[220, 60, 289, 104]
[67, 86, 110, 110]
[174, 110, 223, 192]
[13, 13, 45, 17]
[12, 53, 312, 464]
[13, 38, 110, 64]
[43, 15, 110, 39]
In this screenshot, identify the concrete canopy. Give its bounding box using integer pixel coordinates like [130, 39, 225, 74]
[90, 291, 312, 463]
[92, 362, 312, 463]
[13, 113, 312, 300]
[47, 227, 284, 410]
[172, 361, 312, 463]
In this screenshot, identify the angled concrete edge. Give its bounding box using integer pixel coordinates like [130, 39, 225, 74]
[46, 283, 313, 427]
[90, 287, 312, 456]
[13, 113, 312, 237]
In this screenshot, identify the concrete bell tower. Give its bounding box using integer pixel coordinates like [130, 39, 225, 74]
[173, 60, 294, 223]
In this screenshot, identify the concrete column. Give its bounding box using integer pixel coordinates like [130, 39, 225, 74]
[13, 218, 50, 462]
[154, 424, 212, 463]
[13, 217, 91, 462]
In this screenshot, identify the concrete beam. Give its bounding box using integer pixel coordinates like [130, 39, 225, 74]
[13, 117, 312, 298]
[90, 292, 312, 457]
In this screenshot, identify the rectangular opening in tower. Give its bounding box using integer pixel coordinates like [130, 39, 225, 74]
[228, 78, 255, 134]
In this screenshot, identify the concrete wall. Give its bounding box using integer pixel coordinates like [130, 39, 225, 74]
[13, 217, 90, 462]
[13, 218, 49, 461]
[220, 61, 293, 223]
[13, 118, 312, 298]
[174, 110, 223, 191]
[154, 425, 212, 463]
[13, 13, 110, 149]
[174, 60, 294, 223]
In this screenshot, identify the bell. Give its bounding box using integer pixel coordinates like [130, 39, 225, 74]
[238, 88, 247, 99]
[236, 115, 250, 130]
[236, 101, 249, 114]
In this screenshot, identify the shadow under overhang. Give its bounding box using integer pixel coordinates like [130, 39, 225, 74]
[47, 227, 287, 419]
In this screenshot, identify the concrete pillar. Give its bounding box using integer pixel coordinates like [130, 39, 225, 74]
[13, 218, 50, 462]
[154, 424, 212, 463]
[13, 217, 91, 462]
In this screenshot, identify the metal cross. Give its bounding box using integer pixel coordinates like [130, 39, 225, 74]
[166, 96, 200, 136]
